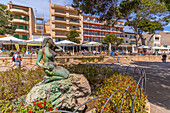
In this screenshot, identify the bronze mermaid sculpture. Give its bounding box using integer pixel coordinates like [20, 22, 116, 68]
[36, 38, 70, 84]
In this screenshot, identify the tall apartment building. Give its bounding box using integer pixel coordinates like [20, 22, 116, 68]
[50, 4, 81, 42]
[32, 16, 50, 39]
[82, 15, 124, 43]
[7, 1, 35, 40]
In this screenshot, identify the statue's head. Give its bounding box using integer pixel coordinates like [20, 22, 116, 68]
[42, 38, 55, 49]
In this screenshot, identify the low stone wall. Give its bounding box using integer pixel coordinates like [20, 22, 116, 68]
[0, 55, 168, 66]
[118, 55, 164, 63]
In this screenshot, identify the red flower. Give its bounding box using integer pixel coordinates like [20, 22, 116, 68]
[55, 107, 58, 110]
[9, 111, 14, 113]
[43, 101, 46, 105]
[48, 107, 53, 111]
[18, 102, 21, 104]
[37, 103, 43, 108]
[33, 102, 36, 105]
[28, 110, 33, 113]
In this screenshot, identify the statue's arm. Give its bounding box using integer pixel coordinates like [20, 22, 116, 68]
[54, 45, 63, 52]
[36, 50, 48, 69]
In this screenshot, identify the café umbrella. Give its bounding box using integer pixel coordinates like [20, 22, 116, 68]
[55, 40, 77, 52]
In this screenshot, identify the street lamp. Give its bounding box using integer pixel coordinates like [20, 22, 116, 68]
[10, 39, 13, 51]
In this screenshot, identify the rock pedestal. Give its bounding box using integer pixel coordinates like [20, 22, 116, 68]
[26, 74, 91, 110]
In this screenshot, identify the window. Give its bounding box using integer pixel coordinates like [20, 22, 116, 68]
[112, 28, 115, 31]
[155, 37, 159, 40]
[36, 25, 43, 30]
[120, 29, 123, 32]
[14, 34, 19, 38]
[116, 28, 119, 31]
[83, 18, 87, 21]
[106, 27, 109, 30]
[89, 18, 93, 22]
[125, 35, 127, 37]
[19, 26, 24, 29]
[55, 17, 65, 21]
[14, 16, 17, 19]
[22, 35, 27, 40]
[105, 33, 109, 36]
[100, 38, 104, 42]
[84, 37, 88, 41]
[115, 34, 119, 37]
[25, 26, 27, 30]
[70, 19, 79, 23]
[89, 25, 93, 29]
[94, 25, 98, 29]
[13, 25, 17, 28]
[130, 36, 135, 39]
[36, 19, 43, 24]
[90, 38, 93, 41]
[83, 24, 87, 28]
[94, 32, 98, 35]
[101, 32, 104, 36]
[95, 38, 99, 42]
[126, 41, 128, 43]
[83, 31, 87, 35]
[131, 41, 135, 44]
[94, 19, 98, 23]
[120, 34, 123, 37]
[100, 20, 104, 23]
[89, 31, 93, 35]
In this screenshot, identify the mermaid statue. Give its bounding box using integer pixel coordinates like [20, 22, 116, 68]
[36, 38, 70, 84]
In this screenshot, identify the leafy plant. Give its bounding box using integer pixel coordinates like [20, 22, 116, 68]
[95, 74, 147, 112]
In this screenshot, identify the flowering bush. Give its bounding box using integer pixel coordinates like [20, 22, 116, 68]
[95, 74, 147, 112]
[0, 100, 59, 113]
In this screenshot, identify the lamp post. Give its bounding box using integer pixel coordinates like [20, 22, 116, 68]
[136, 28, 139, 55]
[10, 39, 13, 51]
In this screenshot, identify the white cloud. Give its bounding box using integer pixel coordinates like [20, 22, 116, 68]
[1, 0, 73, 21]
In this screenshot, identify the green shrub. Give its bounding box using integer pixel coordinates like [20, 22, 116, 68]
[95, 74, 147, 112]
[0, 68, 45, 103]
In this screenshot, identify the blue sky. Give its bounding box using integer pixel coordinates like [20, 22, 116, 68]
[1, 0, 170, 32]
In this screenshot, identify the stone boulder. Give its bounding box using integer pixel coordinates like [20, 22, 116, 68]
[26, 74, 91, 110]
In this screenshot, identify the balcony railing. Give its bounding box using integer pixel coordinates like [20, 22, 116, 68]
[12, 19, 28, 24]
[10, 8, 28, 15]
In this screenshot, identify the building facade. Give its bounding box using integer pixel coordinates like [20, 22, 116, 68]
[123, 32, 136, 45]
[7, 1, 35, 40]
[50, 4, 81, 42]
[82, 15, 124, 44]
[32, 16, 50, 39]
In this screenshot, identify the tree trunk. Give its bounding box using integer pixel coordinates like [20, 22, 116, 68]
[109, 43, 111, 52]
[147, 33, 155, 46]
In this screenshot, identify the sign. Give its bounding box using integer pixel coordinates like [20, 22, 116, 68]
[27, 44, 42, 46]
[15, 44, 20, 51]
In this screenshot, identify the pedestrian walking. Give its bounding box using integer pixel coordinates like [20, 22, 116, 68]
[162, 53, 167, 63]
[13, 51, 22, 69]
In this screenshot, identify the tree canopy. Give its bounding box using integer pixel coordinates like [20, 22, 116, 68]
[0, 4, 15, 35]
[72, 0, 169, 46]
[66, 29, 80, 43]
[104, 34, 123, 51]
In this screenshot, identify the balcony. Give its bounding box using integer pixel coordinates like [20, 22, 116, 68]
[69, 14, 80, 19]
[12, 19, 29, 24]
[15, 29, 29, 33]
[53, 27, 68, 31]
[52, 20, 67, 24]
[10, 8, 28, 15]
[54, 35, 67, 38]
